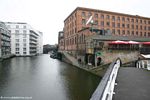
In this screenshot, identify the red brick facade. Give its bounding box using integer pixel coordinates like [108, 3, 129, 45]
[60, 7, 150, 53]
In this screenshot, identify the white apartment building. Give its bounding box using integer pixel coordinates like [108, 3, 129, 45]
[5, 22, 43, 56]
[37, 31, 43, 54]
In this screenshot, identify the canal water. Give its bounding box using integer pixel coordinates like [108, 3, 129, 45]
[0, 54, 100, 100]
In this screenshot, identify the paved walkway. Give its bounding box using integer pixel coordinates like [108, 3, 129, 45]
[113, 67, 150, 100]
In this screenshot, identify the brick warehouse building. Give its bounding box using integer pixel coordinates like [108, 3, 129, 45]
[59, 7, 150, 64]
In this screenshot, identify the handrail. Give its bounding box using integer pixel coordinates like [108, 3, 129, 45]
[137, 59, 150, 70]
[90, 58, 121, 100]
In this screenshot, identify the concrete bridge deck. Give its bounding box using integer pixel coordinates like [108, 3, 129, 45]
[113, 67, 150, 100]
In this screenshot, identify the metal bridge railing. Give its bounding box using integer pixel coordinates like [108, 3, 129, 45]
[90, 58, 121, 100]
[136, 59, 150, 70]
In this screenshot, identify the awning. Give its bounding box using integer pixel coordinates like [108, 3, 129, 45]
[109, 40, 140, 45]
[128, 41, 139, 44]
[142, 42, 150, 45]
[109, 40, 128, 44]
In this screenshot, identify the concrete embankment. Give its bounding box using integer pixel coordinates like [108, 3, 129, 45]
[59, 51, 139, 77]
[60, 52, 108, 77]
[0, 54, 16, 61]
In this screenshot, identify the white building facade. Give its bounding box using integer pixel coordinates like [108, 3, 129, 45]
[5, 22, 43, 56]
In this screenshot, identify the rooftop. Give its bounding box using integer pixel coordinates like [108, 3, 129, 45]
[64, 7, 150, 22]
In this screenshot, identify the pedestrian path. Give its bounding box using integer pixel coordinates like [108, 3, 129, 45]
[113, 67, 150, 100]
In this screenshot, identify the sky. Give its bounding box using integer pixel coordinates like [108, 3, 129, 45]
[0, 0, 149, 45]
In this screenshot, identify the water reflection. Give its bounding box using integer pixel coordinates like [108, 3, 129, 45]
[0, 54, 100, 100]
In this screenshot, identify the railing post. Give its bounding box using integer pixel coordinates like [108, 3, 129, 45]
[147, 60, 150, 70]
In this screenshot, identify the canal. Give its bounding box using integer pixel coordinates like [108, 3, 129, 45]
[0, 54, 100, 100]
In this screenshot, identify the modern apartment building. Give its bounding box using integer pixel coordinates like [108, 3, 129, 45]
[5, 22, 43, 56]
[37, 31, 43, 54]
[61, 7, 150, 53]
[0, 21, 11, 58]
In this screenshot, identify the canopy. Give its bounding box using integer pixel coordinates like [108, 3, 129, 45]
[128, 41, 139, 44]
[109, 40, 128, 44]
[109, 40, 140, 45]
[142, 42, 150, 45]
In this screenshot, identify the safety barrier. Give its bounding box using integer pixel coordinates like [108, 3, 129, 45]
[136, 59, 150, 70]
[90, 58, 121, 100]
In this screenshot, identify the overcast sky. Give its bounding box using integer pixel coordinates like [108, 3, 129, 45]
[0, 0, 149, 45]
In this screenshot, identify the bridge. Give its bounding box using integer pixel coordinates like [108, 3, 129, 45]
[90, 58, 150, 100]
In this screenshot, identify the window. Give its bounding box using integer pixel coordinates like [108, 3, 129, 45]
[95, 13, 98, 18]
[23, 43, 26, 47]
[112, 22, 115, 27]
[122, 30, 125, 35]
[15, 39, 19, 42]
[82, 19, 86, 25]
[148, 21, 150, 24]
[127, 18, 130, 22]
[7, 25, 10, 28]
[122, 17, 125, 21]
[148, 32, 150, 37]
[140, 20, 142, 24]
[136, 25, 138, 29]
[15, 48, 19, 51]
[15, 34, 19, 38]
[144, 26, 147, 30]
[117, 30, 120, 35]
[95, 20, 98, 25]
[132, 31, 134, 35]
[127, 31, 130, 35]
[101, 21, 104, 26]
[112, 29, 115, 34]
[144, 32, 146, 36]
[136, 19, 138, 23]
[23, 25, 26, 29]
[117, 23, 120, 28]
[23, 39, 26, 42]
[148, 26, 150, 31]
[132, 25, 134, 29]
[23, 48, 26, 51]
[23, 34, 26, 38]
[136, 31, 138, 36]
[131, 19, 134, 22]
[88, 12, 92, 17]
[16, 25, 19, 28]
[144, 20, 146, 24]
[75, 37, 76, 44]
[16, 52, 19, 54]
[140, 32, 142, 36]
[101, 14, 104, 19]
[16, 43, 19, 47]
[23, 52, 26, 54]
[106, 22, 110, 26]
[117, 17, 120, 21]
[112, 16, 115, 21]
[122, 24, 125, 28]
[23, 30, 27, 34]
[106, 15, 110, 19]
[15, 30, 19, 33]
[82, 12, 86, 17]
[140, 26, 142, 30]
[127, 24, 130, 28]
